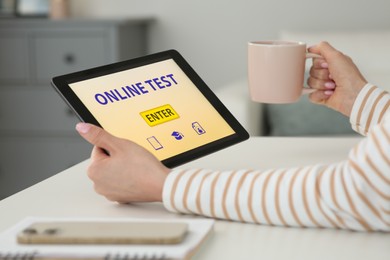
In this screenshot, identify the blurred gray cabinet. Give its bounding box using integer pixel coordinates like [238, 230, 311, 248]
[0, 18, 152, 199]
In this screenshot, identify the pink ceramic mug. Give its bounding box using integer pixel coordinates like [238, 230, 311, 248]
[248, 40, 321, 103]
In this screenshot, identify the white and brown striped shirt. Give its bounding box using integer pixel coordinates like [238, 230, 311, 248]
[162, 83, 390, 232]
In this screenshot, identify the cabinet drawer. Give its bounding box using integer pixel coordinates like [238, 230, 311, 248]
[0, 136, 91, 199]
[0, 88, 79, 133]
[0, 34, 29, 84]
[32, 33, 108, 83]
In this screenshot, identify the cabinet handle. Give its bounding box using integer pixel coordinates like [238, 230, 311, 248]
[64, 53, 76, 65]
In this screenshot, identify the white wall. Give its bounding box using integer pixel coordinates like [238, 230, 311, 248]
[69, 0, 390, 90]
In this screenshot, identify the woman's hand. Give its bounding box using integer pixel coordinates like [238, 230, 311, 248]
[307, 41, 368, 117]
[76, 123, 170, 203]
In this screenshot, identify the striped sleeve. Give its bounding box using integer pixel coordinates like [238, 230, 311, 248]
[350, 83, 390, 135]
[162, 84, 390, 231]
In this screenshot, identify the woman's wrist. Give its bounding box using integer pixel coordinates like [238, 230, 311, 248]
[154, 167, 171, 202]
[340, 79, 368, 117]
[349, 83, 376, 130]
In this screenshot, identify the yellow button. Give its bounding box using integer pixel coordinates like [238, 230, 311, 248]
[140, 104, 180, 127]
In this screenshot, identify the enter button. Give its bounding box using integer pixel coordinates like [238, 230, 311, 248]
[140, 104, 180, 126]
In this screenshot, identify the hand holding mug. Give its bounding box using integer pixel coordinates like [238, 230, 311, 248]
[307, 41, 368, 117]
[248, 40, 368, 117]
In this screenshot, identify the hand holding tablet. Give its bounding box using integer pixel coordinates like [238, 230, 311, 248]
[52, 50, 248, 167]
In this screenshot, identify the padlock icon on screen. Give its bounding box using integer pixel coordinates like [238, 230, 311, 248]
[192, 122, 206, 135]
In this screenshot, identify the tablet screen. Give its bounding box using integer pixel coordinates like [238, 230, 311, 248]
[52, 50, 248, 167]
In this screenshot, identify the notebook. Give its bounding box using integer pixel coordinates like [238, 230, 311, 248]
[0, 217, 214, 260]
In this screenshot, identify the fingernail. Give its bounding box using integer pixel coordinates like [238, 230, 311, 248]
[321, 62, 329, 69]
[324, 82, 335, 89]
[324, 90, 334, 96]
[76, 123, 91, 134]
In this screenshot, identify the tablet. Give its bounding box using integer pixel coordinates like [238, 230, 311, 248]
[51, 50, 249, 168]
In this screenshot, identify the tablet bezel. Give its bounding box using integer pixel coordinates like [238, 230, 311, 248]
[51, 50, 249, 168]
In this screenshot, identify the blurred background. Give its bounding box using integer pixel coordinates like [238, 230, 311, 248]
[1, 0, 389, 199]
[69, 0, 390, 89]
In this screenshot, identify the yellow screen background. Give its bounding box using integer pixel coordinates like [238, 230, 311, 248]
[69, 59, 235, 161]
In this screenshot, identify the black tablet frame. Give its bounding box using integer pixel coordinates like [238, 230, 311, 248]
[51, 49, 249, 168]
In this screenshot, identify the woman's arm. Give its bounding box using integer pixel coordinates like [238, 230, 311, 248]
[162, 85, 390, 231]
[76, 41, 390, 232]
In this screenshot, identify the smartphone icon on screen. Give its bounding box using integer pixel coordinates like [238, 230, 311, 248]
[147, 136, 163, 150]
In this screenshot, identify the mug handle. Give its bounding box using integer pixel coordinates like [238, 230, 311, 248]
[302, 52, 323, 94]
[306, 53, 322, 59]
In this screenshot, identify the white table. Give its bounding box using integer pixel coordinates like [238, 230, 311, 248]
[1, 137, 389, 260]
